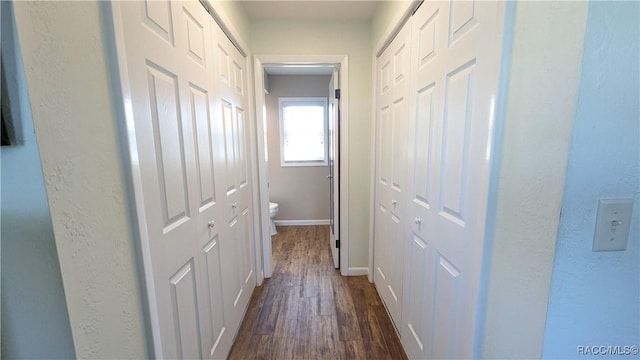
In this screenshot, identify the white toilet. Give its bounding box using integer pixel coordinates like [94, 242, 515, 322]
[269, 202, 279, 235]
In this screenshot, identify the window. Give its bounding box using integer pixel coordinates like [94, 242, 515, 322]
[279, 97, 328, 167]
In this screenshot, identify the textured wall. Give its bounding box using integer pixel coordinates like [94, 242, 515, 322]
[481, 2, 588, 358]
[543, 2, 640, 357]
[0, 2, 75, 357]
[12, 2, 148, 358]
[251, 19, 372, 267]
[266, 75, 331, 221]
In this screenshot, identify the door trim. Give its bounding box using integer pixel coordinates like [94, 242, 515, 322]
[252, 54, 350, 277]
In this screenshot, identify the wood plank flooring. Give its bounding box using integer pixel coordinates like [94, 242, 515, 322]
[228, 225, 408, 360]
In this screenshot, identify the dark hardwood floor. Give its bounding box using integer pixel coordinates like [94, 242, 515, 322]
[227, 225, 408, 360]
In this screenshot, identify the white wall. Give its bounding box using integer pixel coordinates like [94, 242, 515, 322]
[543, 2, 640, 357]
[12, 2, 148, 358]
[266, 75, 331, 222]
[251, 19, 372, 267]
[1, 2, 75, 357]
[481, 2, 588, 358]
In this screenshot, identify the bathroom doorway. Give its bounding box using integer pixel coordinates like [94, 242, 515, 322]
[253, 55, 348, 278]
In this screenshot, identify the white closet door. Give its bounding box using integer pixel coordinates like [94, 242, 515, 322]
[118, 1, 228, 358]
[373, 21, 411, 326]
[212, 23, 256, 333]
[116, 1, 256, 358]
[401, 1, 506, 358]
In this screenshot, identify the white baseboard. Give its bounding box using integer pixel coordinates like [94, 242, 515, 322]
[347, 267, 369, 276]
[274, 219, 330, 226]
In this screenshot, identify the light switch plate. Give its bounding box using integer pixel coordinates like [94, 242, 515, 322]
[593, 199, 634, 251]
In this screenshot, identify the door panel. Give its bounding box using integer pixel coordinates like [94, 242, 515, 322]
[213, 22, 255, 336]
[400, 1, 505, 359]
[404, 232, 432, 354]
[142, 0, 174, 45]
[374, 21, 411, 327]
[432, 253, 461, 359]
[440, 61, 475, 225]
[202, 236, 226, 356]
[190, 84, 216, 210]
[117, 1, 253, 358]
[169, 259, 203, 360]
[145, 62, 190, 229]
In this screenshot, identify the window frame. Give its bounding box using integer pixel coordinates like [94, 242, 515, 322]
[278, 97, 329, 167]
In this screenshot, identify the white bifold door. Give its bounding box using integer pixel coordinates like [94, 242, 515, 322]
[113, 1, 255, 358]
[374, 22, 411, 327]
[374, 1, 506, 358]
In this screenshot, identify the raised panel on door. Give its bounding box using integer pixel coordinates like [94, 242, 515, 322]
[142, 0, 174, 46]
[401, 1, 506, 358]
[202, 235, 227, 358]
[235, 106, 249, 191]
[432, 253, 462, 359]
[222, 100, 237, 196]
[373, 21, 411, 329]
[374, 204, 388, 282]
[377, 105, 391, 189]
[169, 259, 203, 360]
[189, 83, 216, 211]
[385, 212, 403, 322]
[402, 232, 433, 357]
[439, 60, 475, 227]
[145, 62, 191, 231]
[239, 207, 254, 288]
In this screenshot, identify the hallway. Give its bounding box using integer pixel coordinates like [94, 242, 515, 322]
[228, 226, 407, 359]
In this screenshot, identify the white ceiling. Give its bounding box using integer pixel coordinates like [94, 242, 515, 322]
[240, 0, 382, 20]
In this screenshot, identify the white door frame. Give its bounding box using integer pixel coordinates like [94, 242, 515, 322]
[252, 54, 350, 277]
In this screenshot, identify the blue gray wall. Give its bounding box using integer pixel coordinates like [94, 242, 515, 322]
[543, 2, 640, 357]
[1, 2, 75, 358]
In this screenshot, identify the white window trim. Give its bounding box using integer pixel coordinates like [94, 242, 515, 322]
[278, 97, 329, 167]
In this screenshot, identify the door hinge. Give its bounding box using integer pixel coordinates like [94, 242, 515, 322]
[335, 89, 341, 99]
[336, 239, 340, 248]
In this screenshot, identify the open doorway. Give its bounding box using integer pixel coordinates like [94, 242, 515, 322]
[253, 55, 349, 278]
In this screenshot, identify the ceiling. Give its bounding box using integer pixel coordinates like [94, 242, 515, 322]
[244, 0, 383, 75]
[240, 0, 382, 20]
[264, 65, 335, 75]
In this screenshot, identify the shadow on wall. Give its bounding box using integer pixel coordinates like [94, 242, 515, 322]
[542, 1, 640, 357]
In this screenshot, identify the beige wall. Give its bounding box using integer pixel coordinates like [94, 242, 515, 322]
[251, 19, 372, 267]
[12, 1, 148, 358]
[266, 75, 331, 221]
